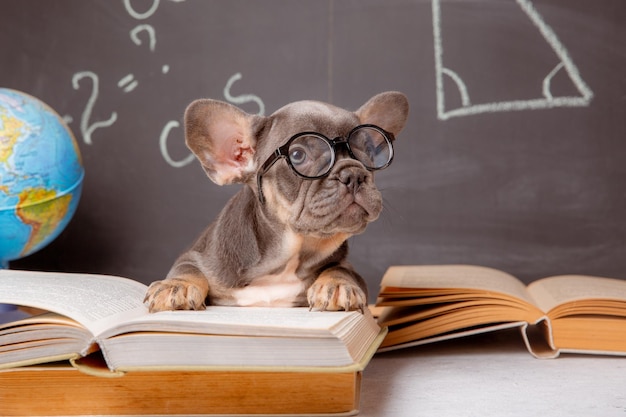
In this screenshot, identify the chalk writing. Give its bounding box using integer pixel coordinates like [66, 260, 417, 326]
[159, 120, 195, 168]
[432, 0, 593, 121]
[123, 0, 160, 20]
[130, 24, 157, 52]
[121, 24, 159, 93]
[118, 74, 138, 93]
[71, 71, 118, 145]
[65, 2, 264, 169]
[223, 73, 266, 116]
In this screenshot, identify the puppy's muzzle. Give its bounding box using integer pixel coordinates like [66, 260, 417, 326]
[337, 166, 368, 195]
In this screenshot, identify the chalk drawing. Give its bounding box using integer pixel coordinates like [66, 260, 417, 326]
[432, 0, 593, 121]
[71, 71, 118, 145]
[441, 68, 471, 107]
[64, 0, 182, 148]
[542, 62, 565, 100]
[117, 73, 138, 93]
[130, 24, 156, 52]
[67, 2, 261, 169]
[120, 24, 159, 93]
[123, 0, 160, 20]
[223, 73, 266, 116]
[159, 120, 195, 168]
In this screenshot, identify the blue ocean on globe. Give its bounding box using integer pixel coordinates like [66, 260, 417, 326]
[0, 88, 84, 268]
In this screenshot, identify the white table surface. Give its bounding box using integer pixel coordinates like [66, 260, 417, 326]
[359, 329, 626, 417]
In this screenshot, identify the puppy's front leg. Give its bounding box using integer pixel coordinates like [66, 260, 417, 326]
[307, 266, 368, 313]
[144, 272, 209, 313]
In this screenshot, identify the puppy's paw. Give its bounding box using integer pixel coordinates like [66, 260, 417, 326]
[307, 274, 367, 313]
[144, 278, 207, 313]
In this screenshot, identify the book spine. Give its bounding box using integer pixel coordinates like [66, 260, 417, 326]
[519, 317, 559, 359]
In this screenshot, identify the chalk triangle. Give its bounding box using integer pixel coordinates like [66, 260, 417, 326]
[433, 0, 593, 121]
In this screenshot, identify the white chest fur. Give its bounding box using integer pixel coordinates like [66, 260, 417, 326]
[230, 255, 305, 307]
[228, 230, 347, 307]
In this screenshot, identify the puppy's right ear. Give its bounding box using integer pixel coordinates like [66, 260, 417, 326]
[184, 99, 264, 185]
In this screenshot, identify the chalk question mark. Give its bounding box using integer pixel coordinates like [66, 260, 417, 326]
[119, 0, 169, 93]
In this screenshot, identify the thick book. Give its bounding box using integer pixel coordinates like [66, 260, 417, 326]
[0, 269, 384, 416]
[0, 269, 382, 371]
[0, 351, 369, 416]
[375, 264, 626, 358]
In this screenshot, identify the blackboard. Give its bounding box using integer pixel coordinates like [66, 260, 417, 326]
[3, 0, 625, 302]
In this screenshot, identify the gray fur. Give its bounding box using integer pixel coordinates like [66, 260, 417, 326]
[144, 92, 409, 312]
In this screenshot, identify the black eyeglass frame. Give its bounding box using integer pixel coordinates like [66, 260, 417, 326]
[256, 124, 395, 204]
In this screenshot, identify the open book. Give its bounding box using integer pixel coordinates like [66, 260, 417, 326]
[375, 265, 626, 358]
[0, 269, 383, 373]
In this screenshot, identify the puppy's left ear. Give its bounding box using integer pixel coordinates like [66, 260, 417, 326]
[356, 92, 409, 136]
[184, 99, 264, 185]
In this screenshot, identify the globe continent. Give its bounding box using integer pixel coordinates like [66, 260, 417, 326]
[0, 89, 84, 267]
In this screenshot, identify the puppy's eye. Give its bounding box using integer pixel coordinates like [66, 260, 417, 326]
[289, 146, 308, 165]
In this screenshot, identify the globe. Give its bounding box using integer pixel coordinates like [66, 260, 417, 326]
[0, 88, 84, 268]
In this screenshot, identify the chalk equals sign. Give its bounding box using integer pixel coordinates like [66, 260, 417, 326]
[118, 74, 138, 93]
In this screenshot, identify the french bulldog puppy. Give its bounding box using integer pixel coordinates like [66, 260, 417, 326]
[144, 91, 409, 313]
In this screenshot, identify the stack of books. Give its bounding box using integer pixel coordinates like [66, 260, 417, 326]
[0, 270, 385, 416]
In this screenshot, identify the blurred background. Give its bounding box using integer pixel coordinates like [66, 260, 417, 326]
[2, 0, 625, 302]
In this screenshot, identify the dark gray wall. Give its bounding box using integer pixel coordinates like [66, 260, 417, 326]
[3, 0, 625, 301]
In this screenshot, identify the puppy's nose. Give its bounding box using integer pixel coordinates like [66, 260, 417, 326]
[338, 167, 367, 194]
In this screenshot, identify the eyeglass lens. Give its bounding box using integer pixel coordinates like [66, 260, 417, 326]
[288, 135, 334, 178]
[287, 126, 390, 178]
[347, 126, 391, 169]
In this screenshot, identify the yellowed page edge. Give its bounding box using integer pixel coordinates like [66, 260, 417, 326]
[376, 321, 528, 353]
[381, 265, 535, 305]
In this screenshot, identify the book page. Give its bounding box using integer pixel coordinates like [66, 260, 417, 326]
[527, 275, 626, 313]
[99, 306, 370, 339]
[0, 270, 148, 337]
[381, 265, 535, 304]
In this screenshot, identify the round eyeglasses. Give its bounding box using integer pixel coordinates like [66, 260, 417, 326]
[256, 124, 394, 203]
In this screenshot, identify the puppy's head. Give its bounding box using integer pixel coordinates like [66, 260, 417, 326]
[184, 92, 409, 238]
